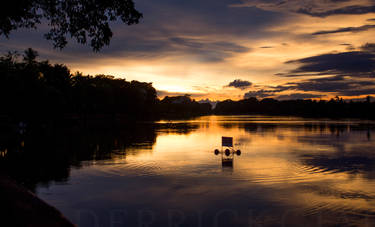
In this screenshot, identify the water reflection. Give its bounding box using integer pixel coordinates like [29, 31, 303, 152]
[1, 124, 158, 190]
[1, 116, 375, 226]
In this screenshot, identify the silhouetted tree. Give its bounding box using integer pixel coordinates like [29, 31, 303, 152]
[23, 48, 38, 64]
[158, 95, 212, 118]
[0, 0, 142, 51]
[0, 49, 212, 121]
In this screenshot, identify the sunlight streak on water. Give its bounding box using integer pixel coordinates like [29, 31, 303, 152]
[35, 116, 375, 226]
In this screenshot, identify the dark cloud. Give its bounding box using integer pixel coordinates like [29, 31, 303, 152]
[284, 50, 375, 77]
[245, 73, 375, 99]
[311, 24, 375, 35]
[53, 34, 251, 63]
[277, 75, 375, 96]
[260, 46, 273, 48]
[167, 37, 251, 62]
[226, 79, 253, 90]
[244, 89, 325, 100]
[0, 32, 252, 63]
[277, 43, 375, 78]
[297, 5, 375, 17]
[287, 76, 356, 92]
[339, 43, 355, 51]
[0, 0, 281, 64]
[244, 89, 277, 99]
[235, 0, 375, 17]
[276, 93, 325, 100]
[169, 38, 250, 53]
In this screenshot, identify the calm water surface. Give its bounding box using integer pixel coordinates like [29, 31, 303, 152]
[16, 116, 375, 226]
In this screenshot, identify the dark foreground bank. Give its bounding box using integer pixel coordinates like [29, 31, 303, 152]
[0, 174, 75, 227]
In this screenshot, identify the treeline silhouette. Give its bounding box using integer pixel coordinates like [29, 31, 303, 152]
[0, 49, 211, 123]
[214, 97, 375, 119]
[159, 95, 211, 118]
[2, 48, 374, 122]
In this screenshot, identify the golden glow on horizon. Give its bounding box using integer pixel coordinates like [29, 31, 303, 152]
[59, 10, 375, 101]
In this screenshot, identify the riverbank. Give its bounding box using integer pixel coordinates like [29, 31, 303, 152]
[0, 174, 75, 227]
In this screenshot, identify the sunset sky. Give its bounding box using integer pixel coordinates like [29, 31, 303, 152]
[1, 0, 375, 101]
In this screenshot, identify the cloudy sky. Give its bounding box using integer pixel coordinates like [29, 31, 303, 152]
[1, 0, 375, 101]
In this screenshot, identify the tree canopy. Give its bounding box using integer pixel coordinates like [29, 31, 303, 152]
[0, 0, 142, 51]
[0, 49, 212, 121]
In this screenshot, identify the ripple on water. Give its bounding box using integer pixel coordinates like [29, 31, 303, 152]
[233, 161, 321, 185]
[90, 160, 163, 177]
[301, 200, 375, 218]
[284, 162, 375, 218]
[232, 158, 375, 219]
[289, 160, 349, 178]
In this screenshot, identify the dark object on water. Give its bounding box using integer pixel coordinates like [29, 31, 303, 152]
[214, 137, 242, 169]
[222, 136, 233, 147]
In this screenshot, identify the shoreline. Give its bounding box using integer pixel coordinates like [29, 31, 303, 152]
[0, 174, 75, 227]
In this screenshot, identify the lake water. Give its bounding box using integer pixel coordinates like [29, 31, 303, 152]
[8, 115, 375, 226]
